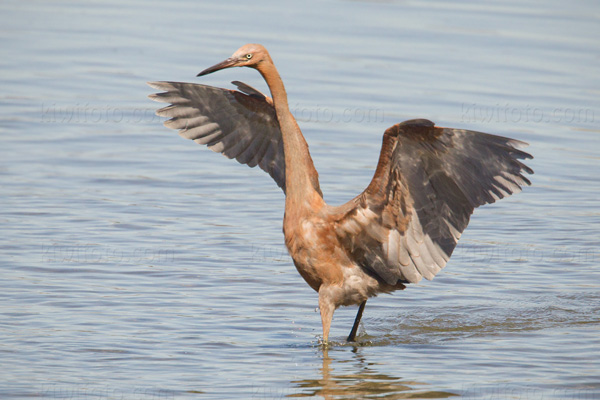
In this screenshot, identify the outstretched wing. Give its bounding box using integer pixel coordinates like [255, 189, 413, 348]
[148, 81, 286, 192]
[335, 119, 533, 285]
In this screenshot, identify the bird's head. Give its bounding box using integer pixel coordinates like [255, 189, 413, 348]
[197, 44, 269, 77]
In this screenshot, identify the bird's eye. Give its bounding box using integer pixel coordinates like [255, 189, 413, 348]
[245, 54, 253, 60]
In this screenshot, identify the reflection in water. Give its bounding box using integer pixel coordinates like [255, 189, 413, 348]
[289, 347, 458, 399]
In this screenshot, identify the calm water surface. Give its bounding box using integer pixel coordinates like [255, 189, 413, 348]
[1, 0, 599, 399]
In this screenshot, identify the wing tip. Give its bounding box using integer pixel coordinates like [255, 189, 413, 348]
[147, 81, 173, 103]
[147, 81, 169, 90]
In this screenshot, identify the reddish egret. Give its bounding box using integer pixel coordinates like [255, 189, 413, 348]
[148, 44, 533, 343]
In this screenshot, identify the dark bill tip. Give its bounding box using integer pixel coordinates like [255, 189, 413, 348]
[197, 57, 237, 77]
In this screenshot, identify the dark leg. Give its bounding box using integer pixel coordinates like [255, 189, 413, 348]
[347, 300, 367, 342]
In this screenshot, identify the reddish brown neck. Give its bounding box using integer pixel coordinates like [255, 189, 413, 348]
[255, 57, 323, 207]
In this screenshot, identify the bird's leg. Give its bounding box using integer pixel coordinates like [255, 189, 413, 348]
[318, 290, 334, 344]
[347, 300, 367, 342]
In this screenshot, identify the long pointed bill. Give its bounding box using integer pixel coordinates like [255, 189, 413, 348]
[197, 57, 238, 76]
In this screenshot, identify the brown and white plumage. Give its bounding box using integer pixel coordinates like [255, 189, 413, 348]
[149, 44, 533, 342]
[333, 119, 533, 286]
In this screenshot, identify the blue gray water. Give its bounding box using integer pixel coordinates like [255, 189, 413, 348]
[1, 0, 599, 399]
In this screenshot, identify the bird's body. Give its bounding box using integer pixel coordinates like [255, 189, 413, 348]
[149, 44, 533, 342]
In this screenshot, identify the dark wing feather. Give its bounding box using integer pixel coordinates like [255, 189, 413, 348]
[148, 81, 285, 192]
[335, 119, 533, 285]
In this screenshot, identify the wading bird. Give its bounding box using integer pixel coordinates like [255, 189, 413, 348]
[148, 44, 532, 343]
